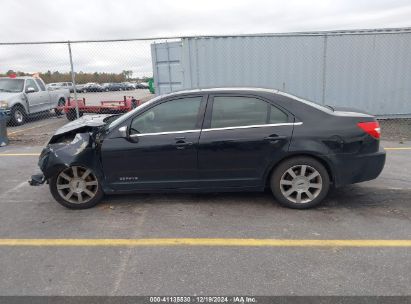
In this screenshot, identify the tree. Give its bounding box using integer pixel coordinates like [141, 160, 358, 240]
[122, 70, 133, 80]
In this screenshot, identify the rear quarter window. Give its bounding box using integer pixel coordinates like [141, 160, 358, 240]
[269, 105, 288, 123]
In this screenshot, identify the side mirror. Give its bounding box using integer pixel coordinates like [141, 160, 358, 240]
[26, 87, 36, 93]
[118, 126, 128, 138]
[118, 125, 139, 143]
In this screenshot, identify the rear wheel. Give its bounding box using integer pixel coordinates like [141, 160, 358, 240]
[54, 98, 66, 116]
[270, 157, 330, 209]
[10, 105, 26, 126]
[49, 165, 103, 209]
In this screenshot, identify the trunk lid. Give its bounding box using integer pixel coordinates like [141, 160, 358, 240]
[327, 105, 374, 119]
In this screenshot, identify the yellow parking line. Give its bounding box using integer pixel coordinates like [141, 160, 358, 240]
[0, 239, 410, 247]
[0, 153, 40, 156]
[384, 147, 411, 150]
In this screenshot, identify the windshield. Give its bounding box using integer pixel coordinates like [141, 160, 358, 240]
[107, 95, 163, 130]
[0, 79, 25, 93]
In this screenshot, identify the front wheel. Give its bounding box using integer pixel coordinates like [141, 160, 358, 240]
[49, 165, 104, 209]
[270, 157, 330, 209]
[10, 105, 26, 126]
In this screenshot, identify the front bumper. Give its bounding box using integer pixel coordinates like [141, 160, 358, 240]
[29, 173, 46, 186]
[28, 147, 50, 187]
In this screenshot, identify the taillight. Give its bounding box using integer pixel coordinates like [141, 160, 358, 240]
[357, 121, 381, 139]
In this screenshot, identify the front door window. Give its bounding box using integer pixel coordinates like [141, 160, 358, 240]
[130, 97, 202, 135]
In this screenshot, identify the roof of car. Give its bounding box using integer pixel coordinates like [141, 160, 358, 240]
[0, 76, 32, 80]
[163, 87, 305, 101]
[166, 87, 276, 95]
[161, 87, 330, 114]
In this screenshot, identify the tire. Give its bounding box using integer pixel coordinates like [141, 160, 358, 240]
[54, 98, 66, 116]
[66, 109, 83, 121]
[9, 105, 26, 126]
[49, 165, 104, 209]
[270, 156, 330, 209]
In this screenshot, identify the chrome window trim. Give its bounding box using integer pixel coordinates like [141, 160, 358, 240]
[202, 122, 302, 132]
[129, 122, 302, 137]
[130, 129, 201, 137]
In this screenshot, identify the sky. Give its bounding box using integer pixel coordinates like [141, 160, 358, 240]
[1, 0, 411, 76]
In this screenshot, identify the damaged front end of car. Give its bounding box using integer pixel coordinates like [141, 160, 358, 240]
[29, 115, 112, 188]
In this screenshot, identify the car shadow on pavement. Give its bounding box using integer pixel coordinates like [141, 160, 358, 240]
[98, 185, 410, 212]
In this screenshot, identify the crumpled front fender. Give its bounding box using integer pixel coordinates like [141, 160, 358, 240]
[39, 132, 104, 183]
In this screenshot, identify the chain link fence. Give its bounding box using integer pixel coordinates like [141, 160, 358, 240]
[0, 29, 410, 145]
[0, 39, 165, 145]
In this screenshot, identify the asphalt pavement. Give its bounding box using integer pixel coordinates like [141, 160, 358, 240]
[0, 141, 410, 296]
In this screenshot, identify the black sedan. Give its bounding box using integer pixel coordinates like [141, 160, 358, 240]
[122, 82, 135, 90]
[81, 83, 104, 93]
[30, 88, 386, 209]
[135, 83, 149, 89]
[102, 83, 124, 91]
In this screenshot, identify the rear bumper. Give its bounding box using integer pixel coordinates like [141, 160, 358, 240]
[332, 147, 386, 187]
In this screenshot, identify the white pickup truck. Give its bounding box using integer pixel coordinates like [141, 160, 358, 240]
[0, 76, 70, 126]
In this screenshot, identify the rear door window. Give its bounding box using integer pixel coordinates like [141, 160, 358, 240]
[35, 79, 46, 91]
[210, 96, 287, 129]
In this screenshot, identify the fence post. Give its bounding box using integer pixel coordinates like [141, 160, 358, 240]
[321, 34, 328, 105]
[67, 41, 80, 119]
[165, 40, 173, 93]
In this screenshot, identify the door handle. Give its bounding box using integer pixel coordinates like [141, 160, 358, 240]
[175, 139, 193, 149]
[264, 135, 287, 142]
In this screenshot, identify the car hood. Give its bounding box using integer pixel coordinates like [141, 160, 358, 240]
[54, 114, 112, 135]
[0, 92, 22, 100]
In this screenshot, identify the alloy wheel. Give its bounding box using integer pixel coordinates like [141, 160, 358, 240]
[56, 166, 99, 204]
[279, 165, 323, 204]
[14, 109, 24, 124]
